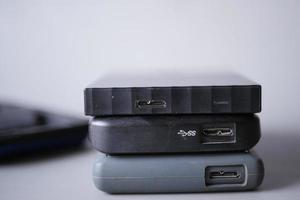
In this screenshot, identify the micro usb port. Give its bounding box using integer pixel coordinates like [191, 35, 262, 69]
[136, 100, 166, 109]
[205, 165, 245, 186]
[203, 128, 233, 136]
[201, 124, 236, 144]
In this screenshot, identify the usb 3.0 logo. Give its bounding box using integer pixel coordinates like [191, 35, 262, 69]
[177, 130, 197, 137]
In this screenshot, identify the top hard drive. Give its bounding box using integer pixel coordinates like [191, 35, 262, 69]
[84, 73, 261, 116]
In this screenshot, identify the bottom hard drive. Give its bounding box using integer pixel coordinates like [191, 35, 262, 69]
[93, 152, 264, 194]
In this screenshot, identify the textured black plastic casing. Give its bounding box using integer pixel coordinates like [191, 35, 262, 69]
[85, 85, 261, 116]
[89, 114, 260, 154]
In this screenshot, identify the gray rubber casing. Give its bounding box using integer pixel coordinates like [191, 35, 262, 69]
[93, 152, 264, 194]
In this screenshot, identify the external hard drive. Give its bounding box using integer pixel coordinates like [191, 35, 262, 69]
[0, 103, 88, 157]
[89, 114, 260, 154]
[84, 73, 261, 116]
[93, 152, 264, 193]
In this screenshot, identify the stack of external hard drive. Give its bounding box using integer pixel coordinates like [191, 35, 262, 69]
[84, 73, 264, 194]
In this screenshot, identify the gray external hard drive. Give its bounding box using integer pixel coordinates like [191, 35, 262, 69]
[93, 152, 264, 194]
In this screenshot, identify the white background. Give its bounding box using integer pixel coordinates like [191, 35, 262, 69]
[0, 0, 300, 199]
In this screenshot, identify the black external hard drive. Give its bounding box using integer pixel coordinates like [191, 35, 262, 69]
[84, 73, 261, 116]
[89, 114, 260, 154]
[0, 103, 88, 157]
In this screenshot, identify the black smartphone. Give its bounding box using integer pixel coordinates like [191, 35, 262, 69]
[0, 103, 88, 157]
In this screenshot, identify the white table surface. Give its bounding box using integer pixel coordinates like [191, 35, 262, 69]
[1, 125, 299, 200]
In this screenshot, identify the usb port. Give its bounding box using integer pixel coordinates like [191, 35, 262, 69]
[201, 125, 235, 144]
[209, 171, 240, 179]
[205, 165, 245, 186]
[203, 128, 233, 136]
[136, 100, 166, 109]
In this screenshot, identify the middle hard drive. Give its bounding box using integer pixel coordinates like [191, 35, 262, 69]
[89, 114, 260, 154]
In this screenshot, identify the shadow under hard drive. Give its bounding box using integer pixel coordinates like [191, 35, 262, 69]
[257, 129, 300, 191]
